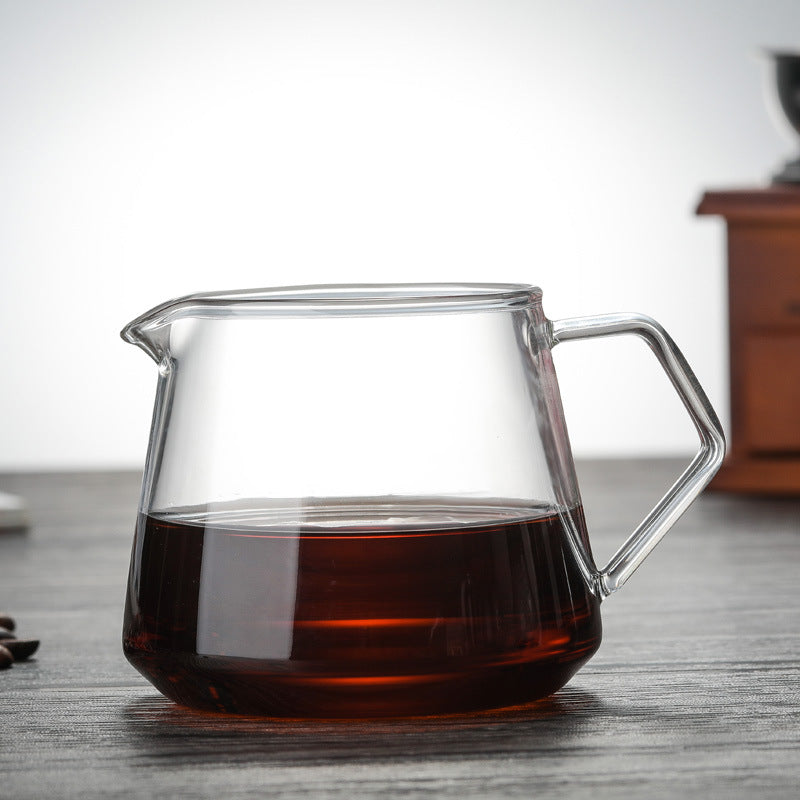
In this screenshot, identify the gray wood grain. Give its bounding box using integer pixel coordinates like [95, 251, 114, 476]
[1, 461, 799, 799]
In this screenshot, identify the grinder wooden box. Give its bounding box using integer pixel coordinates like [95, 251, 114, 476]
[697, 187, 800, 493]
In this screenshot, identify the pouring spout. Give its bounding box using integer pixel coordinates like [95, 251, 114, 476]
[122, 290, 214, 363]
[121, 293, 190, 363]
[121, 289, 243, 363]
[120, 320, 170, 364]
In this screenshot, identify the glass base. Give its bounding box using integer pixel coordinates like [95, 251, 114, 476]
[123, 644, 601, 718]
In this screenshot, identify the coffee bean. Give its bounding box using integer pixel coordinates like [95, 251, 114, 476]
[0, 613, 14, 632]
[2, 639, 39, 661]
[0, 644, 12, 669]
[0, 626, 15, 640]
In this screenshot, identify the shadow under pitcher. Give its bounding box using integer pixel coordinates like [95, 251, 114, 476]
[120, 284, 724, 718]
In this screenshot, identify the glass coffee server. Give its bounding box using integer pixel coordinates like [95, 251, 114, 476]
[121, 284, 724, 717]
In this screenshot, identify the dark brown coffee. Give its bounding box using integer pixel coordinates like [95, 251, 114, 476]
[123, 502, 601, 717]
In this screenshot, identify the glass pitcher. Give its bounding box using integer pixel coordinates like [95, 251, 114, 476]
[121, 284, 724, 717]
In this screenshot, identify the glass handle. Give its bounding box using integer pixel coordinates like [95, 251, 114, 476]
[550, 313, 726, 597]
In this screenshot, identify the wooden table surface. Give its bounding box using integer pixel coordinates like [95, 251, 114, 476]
[1, 460, 799, 799]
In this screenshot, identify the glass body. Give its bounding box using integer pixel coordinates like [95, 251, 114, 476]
[121, 284, 724, 717]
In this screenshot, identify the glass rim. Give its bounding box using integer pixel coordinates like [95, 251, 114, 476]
[122, 283, 542, 339]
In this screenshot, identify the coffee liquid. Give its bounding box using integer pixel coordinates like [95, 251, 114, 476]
[123, 502, 601, 717]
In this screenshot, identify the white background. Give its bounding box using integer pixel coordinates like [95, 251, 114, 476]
[1, 0, 798, 470]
